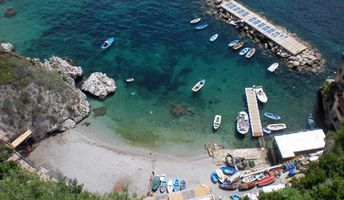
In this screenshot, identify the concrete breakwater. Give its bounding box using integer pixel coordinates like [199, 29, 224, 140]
[204, 0, 325, 72]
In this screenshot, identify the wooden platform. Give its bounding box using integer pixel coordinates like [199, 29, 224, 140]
[10, 130, 32, 148]
[245, 88, 263, 137]
[221, 0, 307, 55]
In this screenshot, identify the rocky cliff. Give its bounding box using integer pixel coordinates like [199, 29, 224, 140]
[0, 50, 90, 141]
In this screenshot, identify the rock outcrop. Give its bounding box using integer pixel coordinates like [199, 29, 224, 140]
[0, 42, 15, 52]
[4, 7, 16, 18]
[81, 72, 116, 99]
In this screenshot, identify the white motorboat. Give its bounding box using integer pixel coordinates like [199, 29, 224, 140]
[245, 48, 256, 59]
[190, 18, 201, 24]
[209, 34, 219, 42]
[253, 86, 268, 103]
[267, 123, 287, 131]
[192, 79, 205, 92]
[267, 63, 279, 72]
[213, 115, 222, 130]
[236, 111, 249, 134]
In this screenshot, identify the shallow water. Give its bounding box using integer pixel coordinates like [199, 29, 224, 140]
[1, 0, 343, 154]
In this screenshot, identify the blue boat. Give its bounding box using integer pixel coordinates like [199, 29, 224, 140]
[230, 194, 241, 200]
[195, 24, 208, 30]
[180, 180, 186, 190]
[308, 113, 315, 129]
[101, 37, 114, 49]
[173, 177, 180, 192]
[264, 112, 281, 120]
[220, 166, 236, 175]
[228, 39, 239, 47]
[210, 173, 218, 183]
[239, 47, 250, 55]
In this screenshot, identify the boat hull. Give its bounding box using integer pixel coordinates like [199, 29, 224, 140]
[238, 181, 256, 191]
[233, 41, 244, 50]
[237, 111, 249, 134]
[264, 112, 281, 120]
[245, 48, 256, 58]
[257, 176, 275, 187]
[190, 18, 201, 24]
[267, 123, 287, 131]
[192, 79, 206, 92]
[213, 115, 222, 130]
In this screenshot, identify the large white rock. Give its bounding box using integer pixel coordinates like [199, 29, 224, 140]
[0, 42, 15, 52]
[43, 56, 83, 79]
[82, 72, 116, 99]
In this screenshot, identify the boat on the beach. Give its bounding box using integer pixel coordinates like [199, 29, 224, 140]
[263, 127, 272, 134]
[167, 179, 173, 193]
[160, 177, 167, 193]
[267, 123, 287, 131]
[241, 175, 258, 183]
[101, 37, 114, 49]
[308, 113, 315, 129]
[253, 86, 268, 103]
[245, 48, 256, 58]
[264, 112, 281, 120]
[213, 115, 222, 130]
[230, 194, 241, 200]
[228, 39, 239, 47]
[236, 111, 249, 135]
[239, 47, 250, 56]
[233, 41, 244, 50]
[228, 171, 242, 183]
[219, 181, 237, 190]
[256, 173, 266, 181]
[267, 63, 279, 72]
[220, 166, 236, 175]
[180, 180, 186, 190]
[210, 173, 219, 183]
[125, 77, 134, 83]
[209, 34, 219, 42]
[152, 176, 161, 192]
[257, 176, 276, 187]
[173, 177, 180, 192]
[190, 18, 201, 24]
[215, 168, 226, 183]
[238, 181, 256, 191]
[192, 79, 205, 92]
[195, 24, 208, 30]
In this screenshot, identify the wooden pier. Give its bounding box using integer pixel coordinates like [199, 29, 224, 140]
[245, 88, 263, 137]
[221, 0, 307, 55]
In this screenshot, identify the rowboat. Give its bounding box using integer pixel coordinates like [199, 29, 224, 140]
[180, 180, 186, 190]
[173, 177, 180, 192]
[267, 123, 287, 131]
[152, 176, 161, 192]
[210, 173, 218, 183]
[230, 194, 241, 200]
[263, 127, 272, 134]
[220, 166, 236, 175]
[238, 181, 256, 190]
[219, 181, 237, 190]
[253, 86, 268, 103]
[264, 112, 281, 120]
[245, 48, 256, 58]
[267, 63, 279, 72]
[236, 111, 249, 134]
[167, 179, 173, 193]
[101, 37, 115, 49]
[126, 77, 134, 83]
[160, 177, 167, 193]
[190, 18, 201, 24]
[216, 168, 226, 183]
[308, 113, 315, 129]
[209, 34, 219, 42]
[228, 39, 239, 47]
[213, 115, 222, 130]
[233, 41, 244, 50]
[195, 24, 208, 30]
[192, 79, 205, 92]
[239, 47, 250, 56]
[257, 176, 275, 187]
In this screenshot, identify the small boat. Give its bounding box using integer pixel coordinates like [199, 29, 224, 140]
[219, 181, 237, 190]
[239, 47, 250, 56]
[267, 123, 287, 131]
[263, 127, 272, 134]
[220, 166, 236, 175]
[192, 79, 205, 92]
[241, 175, 258, 183]
[245, 48, 256, 58]
[228, 171, 242, 183]
[173, 177, 180, 192]
[125, 77, 134, 83]
[253, 86, 268, 103]
[264, 112, 281, 120]
[180, 180, 186, 190]
[167, 179, 173, 193]
[236, 111, 249, 134]
[210, 173, 219, 183]
[238, 181, 256, 191]
[209, 34, 219, 42]
[257, 176, 275, 187]
[233, 41, 244, 50]
[213, 115, 222, 130]
[308, 113, 315, 129]
[101, 37, 114, 49]
[195, 24, 208, 30]
[230, 194, 241, 200]
[267, 63, 279, 72]
[160, 177, 167, 193]
[228, 39, 239, 47]
[216, 168, 226, 183]
[190, 18, 201, 24]
[152, 176, 161, 192]
[255, 173, 266, 181]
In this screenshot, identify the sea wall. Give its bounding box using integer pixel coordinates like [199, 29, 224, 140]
[204, 0, 325, 72]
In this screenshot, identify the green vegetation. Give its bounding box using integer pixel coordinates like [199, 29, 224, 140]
[0, 144, 137, 200]
[259, 126, 344, 200]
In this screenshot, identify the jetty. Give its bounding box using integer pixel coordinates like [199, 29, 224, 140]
[245, 87, 263, 137]
[221, 0, 307, 55]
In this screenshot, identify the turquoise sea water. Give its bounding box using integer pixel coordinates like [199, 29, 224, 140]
[1, 0, 343, 154]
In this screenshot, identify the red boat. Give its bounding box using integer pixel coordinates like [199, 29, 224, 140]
[258, 176, 275, 187]
[238, 181, 256, 190]
[219, 182, 237, 190]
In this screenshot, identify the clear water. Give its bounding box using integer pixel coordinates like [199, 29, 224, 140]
[1, 0, 343, 154]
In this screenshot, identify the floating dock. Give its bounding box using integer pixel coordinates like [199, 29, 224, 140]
[245, 88, 263, 137]
[221, 0, 307, 55]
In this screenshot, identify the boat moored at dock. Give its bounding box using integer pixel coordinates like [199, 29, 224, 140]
[268, 63, 279, 72]
[228, 39, 239, 47]
[236, 111, 249, 134]
[245, 48, 256, 58]
[233, 41, 244, 50]
[308, 113, 315, 129]
[267, 123, 287, 131]
[239, 47, 250, 55]
[253, 86, 268, 103]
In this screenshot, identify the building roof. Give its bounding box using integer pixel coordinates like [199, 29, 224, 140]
[274, 129, 326, 159]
